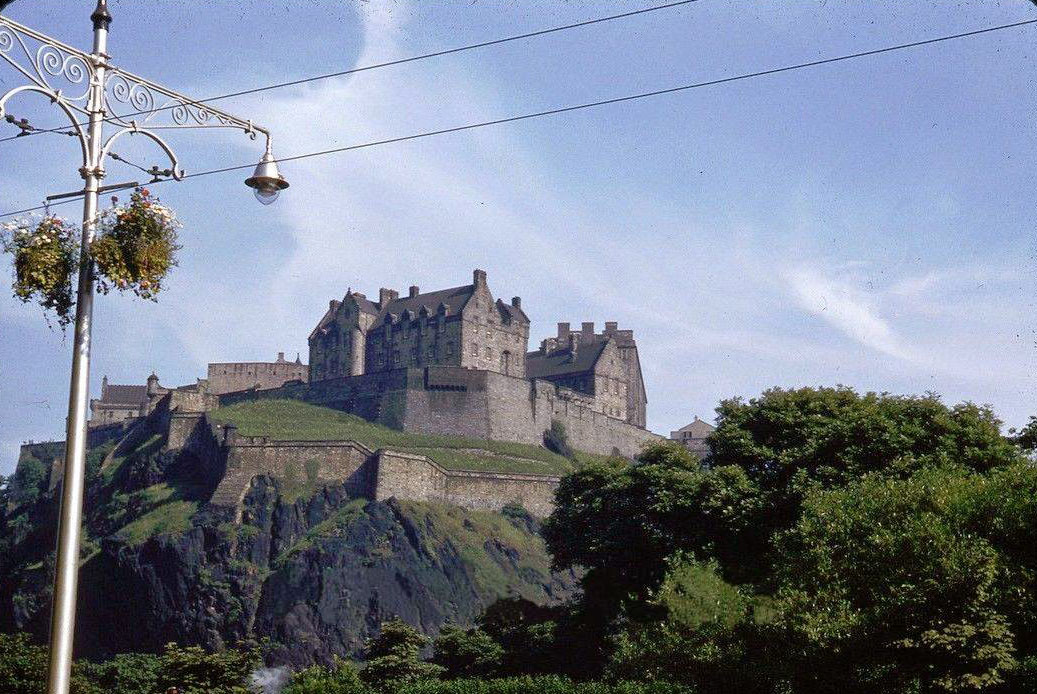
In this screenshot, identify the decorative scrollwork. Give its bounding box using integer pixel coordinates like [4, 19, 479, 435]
[0, 26, 15, 55]
[0, 18, 94, 110]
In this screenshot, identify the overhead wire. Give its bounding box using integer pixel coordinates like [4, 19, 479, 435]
[0, 0, 702, 144]
[2, 17, 1035, 220]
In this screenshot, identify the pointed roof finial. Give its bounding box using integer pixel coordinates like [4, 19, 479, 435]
[91, 0, 112, 30]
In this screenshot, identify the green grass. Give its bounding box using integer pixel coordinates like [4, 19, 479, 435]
[274, 498, 369, 565]
[396, 500, 553, 598]
[115, 499, 198, 545]
[209, 399, 610, 476]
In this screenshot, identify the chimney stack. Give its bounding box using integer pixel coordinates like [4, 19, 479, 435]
[409, 285, 420, 298]
[511, 296, 521, 309]
[557, 322, 571, 340]
[379, 287, 399, 308]
[605, 321, 618, 334]
[582, 321, 595, 337]
[277, 352, 285, 362]
[473, 269, 487, 288]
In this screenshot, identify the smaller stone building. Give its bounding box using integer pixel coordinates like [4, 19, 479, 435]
[89, 376, 149, 427]
[206, 352, 307, 395]
[670, 417, 715, 459]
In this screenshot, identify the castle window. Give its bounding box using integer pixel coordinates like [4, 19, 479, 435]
[470, 343, 478, 356]
[427, 346, 434, 360]
[484, 347, 491, 358]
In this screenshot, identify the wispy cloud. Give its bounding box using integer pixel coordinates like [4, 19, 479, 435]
[783, 265, 914, 360]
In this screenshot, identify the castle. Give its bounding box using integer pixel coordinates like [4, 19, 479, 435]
[70, 269, 663, 516]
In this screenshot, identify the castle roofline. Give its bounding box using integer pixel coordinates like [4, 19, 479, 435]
[525, 339, 609, 379]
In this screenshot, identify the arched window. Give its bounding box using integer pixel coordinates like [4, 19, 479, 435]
[500, 350, 511, 375]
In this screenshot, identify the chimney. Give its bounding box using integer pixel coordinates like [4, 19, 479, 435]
[409, 285, 420, 298]
[277, 352, 285, 362]
[581, 321, 595, 337]
[511, 296, 521, 309]
[557, 322, 570, 340]
[329, 299, 339, 311]
[379, 287, 398, 308]
[473, 269, 487, 288]
[101, 375, 108, 396]
[605, 321, 618, 334]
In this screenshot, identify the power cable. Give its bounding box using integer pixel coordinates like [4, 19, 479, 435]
[0, 0, 701, 144]
[2, 17, 1034, 220]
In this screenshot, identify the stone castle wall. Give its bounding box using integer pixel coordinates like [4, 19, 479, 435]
[219, 366, 661, 459]
[163, 417, 561, 517]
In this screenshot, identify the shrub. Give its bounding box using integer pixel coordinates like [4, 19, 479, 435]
[285, 658, 368, 694]
[543, 420, 573, 459]
[360, 619, 444, 690]
[433, 625, 504, 679]
[155, 641, 260, 694]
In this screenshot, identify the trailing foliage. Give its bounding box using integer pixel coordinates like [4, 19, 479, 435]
[0, 214, 80, 326]
[92, 188, 180, 300]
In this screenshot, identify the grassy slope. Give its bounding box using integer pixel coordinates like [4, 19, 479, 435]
[209, 399, 608, 475]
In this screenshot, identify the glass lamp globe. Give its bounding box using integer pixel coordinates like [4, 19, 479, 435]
[244, 151, 289, 205]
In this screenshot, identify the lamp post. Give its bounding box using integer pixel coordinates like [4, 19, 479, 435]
[0, 3, 288, 693]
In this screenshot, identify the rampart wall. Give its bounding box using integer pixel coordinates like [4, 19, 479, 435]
[218, 366, 661, 458]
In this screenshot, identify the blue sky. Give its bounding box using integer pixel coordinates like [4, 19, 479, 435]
[1, 0, 1035, 474]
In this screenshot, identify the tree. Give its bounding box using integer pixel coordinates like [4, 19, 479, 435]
[10, 456, 47, 506]
[82, 652, 160, 694]
[0, 632, 99, 694]
[155, 642, 260, 694]
[284, 658, 368, 694]
[543, 441, 760, 619]
[773, 463, 1037, 693]
[543, 419, 574, 459]
[432, 625, 504, 679]
[359, 619, 443, 690]
[707, 387, 1021, 583]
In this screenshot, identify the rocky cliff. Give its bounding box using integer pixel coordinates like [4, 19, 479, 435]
[0, 419, 578, 665]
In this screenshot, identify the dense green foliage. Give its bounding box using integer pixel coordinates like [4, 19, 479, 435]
[541, 387, 1034, 692]
[543, 420, 574, 459]
[360, 620, 445, 690]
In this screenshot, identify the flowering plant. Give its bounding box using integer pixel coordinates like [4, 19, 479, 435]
[92, 188, 181, 300]
[0, 214, 80, 327]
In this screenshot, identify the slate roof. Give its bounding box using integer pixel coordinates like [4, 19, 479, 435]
[525, 340, 608, 380]
[381, 284, 474, 319]
[496, 299, 529, 324]
[102, 384, 148, 405]
[674, 418, 715, 437]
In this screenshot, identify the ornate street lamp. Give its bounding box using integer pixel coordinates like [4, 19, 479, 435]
[0, 3, 289, 693]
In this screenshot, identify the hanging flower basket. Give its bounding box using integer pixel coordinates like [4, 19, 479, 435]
[92, 188, 181, 300]
[0, 214, 80, 327]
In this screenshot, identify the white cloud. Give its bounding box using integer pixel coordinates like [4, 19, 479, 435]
[783, 265, 914, 361]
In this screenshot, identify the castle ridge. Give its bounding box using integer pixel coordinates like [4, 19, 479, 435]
[64, 269, 661, 516]
[221, 268, 660, 458]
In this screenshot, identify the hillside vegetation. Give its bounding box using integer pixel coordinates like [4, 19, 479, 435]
[209, 399, 608, 475]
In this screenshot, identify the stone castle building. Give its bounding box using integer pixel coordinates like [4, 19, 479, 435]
[88, 376, 150, 427]
[670, 417, 715, 459]
[309, 269, 529, 381]
[207, 352, 307, 395]
[307, 269, 647, 433]
[89, 353, 305, 427]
